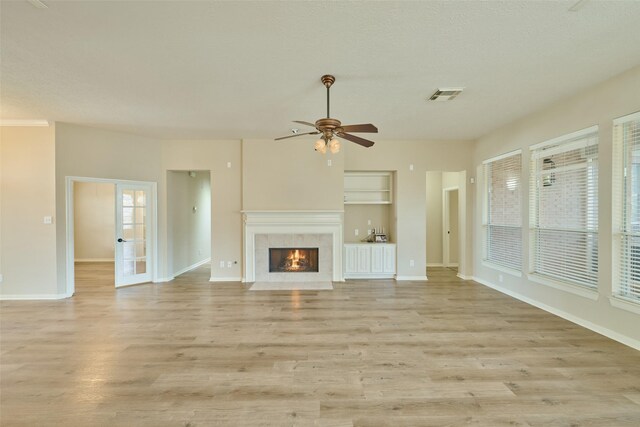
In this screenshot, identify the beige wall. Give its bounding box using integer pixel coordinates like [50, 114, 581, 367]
[56, 124, 243, 291]
[473, 65, 640, 347]
[1, 126, 58, 297]
[426, 171, 464, 267]
[344, 140, 474, 279]
[448, 189, 459, 264]
[55, 123, 163, 293]
[161, 139, 241, 281]
[242, 139, 344, 211]
[344, 204, 392, 244]
[168, 171, 211, 275]
[426, 171, 443, 265]
[73, 182, 115, 261]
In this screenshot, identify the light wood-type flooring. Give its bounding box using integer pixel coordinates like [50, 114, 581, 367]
[1, 263, 639, 426]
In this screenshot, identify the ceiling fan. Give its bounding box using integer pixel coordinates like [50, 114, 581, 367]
[275, 75, 378, 153]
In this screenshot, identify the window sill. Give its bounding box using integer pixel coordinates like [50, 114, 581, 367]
[482, 260, 522, 277]
[609, 295, 640, 315]
[527, 274, 599, 300]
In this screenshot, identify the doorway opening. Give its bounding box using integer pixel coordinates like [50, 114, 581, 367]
[65, 177, 158, 296]
[426, 171, 466, 279]
[73, 181, 116, 294]
[167, 170, 212, 279]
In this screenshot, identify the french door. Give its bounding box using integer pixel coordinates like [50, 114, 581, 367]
[115, 183, 153, 287]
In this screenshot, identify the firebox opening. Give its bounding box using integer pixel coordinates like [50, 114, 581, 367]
[269, 248, 319, 273]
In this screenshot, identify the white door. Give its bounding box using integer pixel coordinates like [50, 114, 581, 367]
[115, 184, 152, 287]
[442, 187, 459, 268]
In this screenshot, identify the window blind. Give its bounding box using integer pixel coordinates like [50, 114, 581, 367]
[483, 151, 522, 271]
[614, 111, 640, 302]
[530, 127, 599, 289]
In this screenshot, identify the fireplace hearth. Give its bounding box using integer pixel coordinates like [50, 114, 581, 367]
[269, 248, 319, 273]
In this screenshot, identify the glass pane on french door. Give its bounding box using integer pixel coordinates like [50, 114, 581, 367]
[115, 184, 151, 287]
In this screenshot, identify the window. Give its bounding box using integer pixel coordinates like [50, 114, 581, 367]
[483, 150, 522, 271]
[529, 126, 599, 289]
[614, 111, 640, 303]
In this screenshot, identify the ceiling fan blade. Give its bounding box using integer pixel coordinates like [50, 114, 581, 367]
[274, 131, 320, 141]
[293, 120, 317, 128]
[337, 132, 375, 148]
[340, 123, 378, 133]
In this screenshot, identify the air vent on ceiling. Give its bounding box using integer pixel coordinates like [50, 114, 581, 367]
[429, 87, 464, 102]
[27, 0, 48, 9]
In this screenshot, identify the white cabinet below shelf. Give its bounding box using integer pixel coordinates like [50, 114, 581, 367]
[344, 243, 396, 279]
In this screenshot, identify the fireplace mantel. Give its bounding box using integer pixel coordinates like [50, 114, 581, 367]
[242, 211, 343, 282]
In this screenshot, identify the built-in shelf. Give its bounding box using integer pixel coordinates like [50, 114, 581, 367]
[344, 171, 393, 204]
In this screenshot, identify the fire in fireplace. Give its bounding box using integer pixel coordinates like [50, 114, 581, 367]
[269, 248, 319, 273]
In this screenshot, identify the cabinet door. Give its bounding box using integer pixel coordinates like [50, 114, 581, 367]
[371, 245, 384, 273]
[383, 245, 396, 273]
[357, 246, 371, 273]
[344, 246, 358, 273]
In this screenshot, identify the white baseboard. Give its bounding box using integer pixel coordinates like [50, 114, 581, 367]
[396, 275, 428, 281]
[457, 273, 473, 280]
[1, 292, 72, 300]
[74, 258, 114, 262]
[472, 276, 640, 351]
[448, 263, 459, 267]
[344, 274, 396, 279]
[210, 276, 242, 283]
[173, 258, 211, 278]
[154, 277, 174, 283]
[427, 263, 443, 267]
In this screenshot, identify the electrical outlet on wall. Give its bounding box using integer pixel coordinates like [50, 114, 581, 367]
[227, 261, 232, 268]
[409, 259, 415, 267]
[355, 229, 359, 236]
[499, 274, 504, 283]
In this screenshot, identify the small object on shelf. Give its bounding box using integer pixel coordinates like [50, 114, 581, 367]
[361, 228, 387, 243]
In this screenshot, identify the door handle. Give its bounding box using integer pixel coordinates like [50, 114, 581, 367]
[117, 238, 126, 243]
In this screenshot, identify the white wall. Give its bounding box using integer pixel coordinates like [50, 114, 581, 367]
[73, 182, 115, 261]
[473, 65, 640, 348]
[1, 125, 58, 298]
[168, 171, 211, 276]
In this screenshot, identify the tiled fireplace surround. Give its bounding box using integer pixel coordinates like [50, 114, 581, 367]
[242, 211, 343, 283]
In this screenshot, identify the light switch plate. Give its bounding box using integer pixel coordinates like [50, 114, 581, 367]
[43, 216, 52, 224]
[355, 229, 359, 236]
[219, 261, 225, 268]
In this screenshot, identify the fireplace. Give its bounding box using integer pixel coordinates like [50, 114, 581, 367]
[242, 211, 343, 283]
[269, 248, 319, 273]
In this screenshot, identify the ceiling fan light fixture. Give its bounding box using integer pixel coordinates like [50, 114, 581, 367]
[328, 138, 340, 154]
[314, 139, 327, 154]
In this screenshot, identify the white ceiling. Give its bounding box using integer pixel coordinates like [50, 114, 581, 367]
[2, 0, 640, 141]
